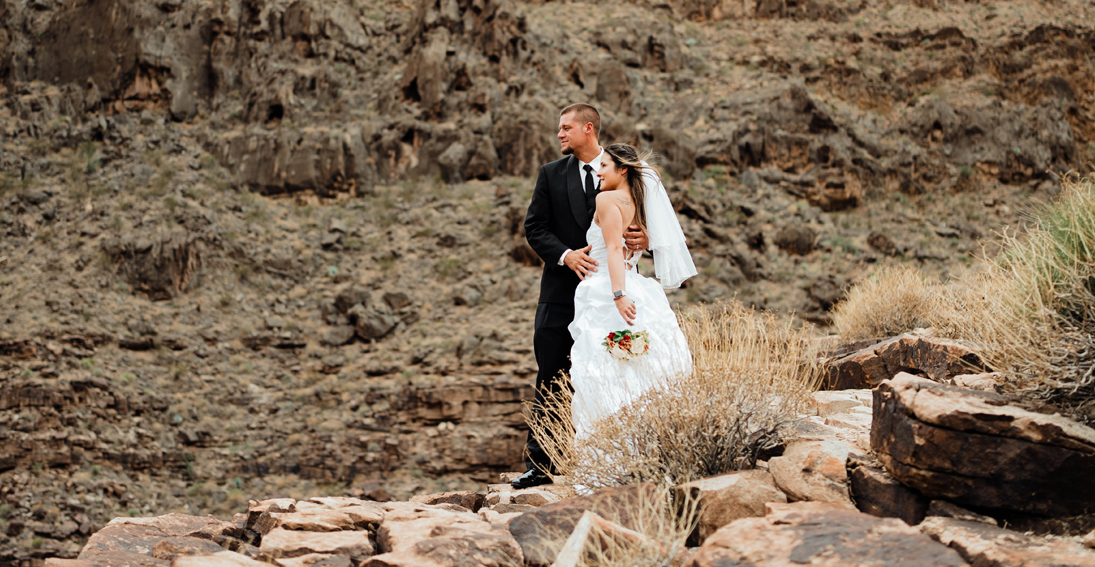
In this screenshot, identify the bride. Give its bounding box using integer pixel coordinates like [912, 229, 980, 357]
[568, 143, 697, 440]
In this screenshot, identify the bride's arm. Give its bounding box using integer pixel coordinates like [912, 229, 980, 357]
[596, 193, 637, 325]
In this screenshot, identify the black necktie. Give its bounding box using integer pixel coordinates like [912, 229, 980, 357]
[584, 164, 598, 218]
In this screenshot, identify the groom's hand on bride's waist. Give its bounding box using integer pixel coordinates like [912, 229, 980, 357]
[624, 225, 649, 253]
[563, 244, 597, 280]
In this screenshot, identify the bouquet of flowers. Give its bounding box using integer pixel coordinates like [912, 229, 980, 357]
[602, 329, 650, 360]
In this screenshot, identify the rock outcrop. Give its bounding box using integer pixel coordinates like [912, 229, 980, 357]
[922, 517, 1095, 567]
[872, 373, 1095, 517]
[825, 332, 985, 390]
[688, 502, 968, 567]
[677, 470, 787, 545]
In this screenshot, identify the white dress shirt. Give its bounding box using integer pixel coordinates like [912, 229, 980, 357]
[559, 147, 604, 266]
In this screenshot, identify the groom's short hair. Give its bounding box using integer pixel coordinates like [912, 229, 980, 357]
[560, 103, 600, 138]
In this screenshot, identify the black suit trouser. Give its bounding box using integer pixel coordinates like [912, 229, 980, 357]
[525, 301, 575, 472]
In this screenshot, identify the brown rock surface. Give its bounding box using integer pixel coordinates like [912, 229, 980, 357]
[508, 484, 660, 565]
[78, 515, 229, 562]
[847, 453, 929, 525]
[873, 373, 1095, 517]
[688, 502, 968, 567]
[768, 439, 855, 504]
[173, 551, 270, 566]
[921, 517, 1095, 567]
[409, 490, 485, 512]
[150, 536, 225, 560]
[825, 333, 985, 389]
[677, 470, 787, 544]
[251, 500, 383, 535]
[367, 505, 522, 567]
[258, 528, 373, 561]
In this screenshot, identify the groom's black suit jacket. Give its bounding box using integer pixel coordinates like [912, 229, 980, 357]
[524, 155, 594, 305]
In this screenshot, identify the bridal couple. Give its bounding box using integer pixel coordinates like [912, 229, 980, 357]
[512, 104, 697, 489]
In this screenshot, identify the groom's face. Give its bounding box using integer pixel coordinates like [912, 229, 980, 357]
[558, 112, 591, 156]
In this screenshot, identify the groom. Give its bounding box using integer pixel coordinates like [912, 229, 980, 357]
[514, 103, 649, 489]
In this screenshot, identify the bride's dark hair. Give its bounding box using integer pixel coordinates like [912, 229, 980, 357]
[603, 143, 650, 234]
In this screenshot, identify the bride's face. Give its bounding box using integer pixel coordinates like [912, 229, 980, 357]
[597, 158, 625, 191]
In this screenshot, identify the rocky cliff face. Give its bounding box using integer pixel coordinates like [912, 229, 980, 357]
[1, 0, 1094, 563]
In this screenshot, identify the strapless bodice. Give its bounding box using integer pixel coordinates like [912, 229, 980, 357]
[585, 222, 639, 275]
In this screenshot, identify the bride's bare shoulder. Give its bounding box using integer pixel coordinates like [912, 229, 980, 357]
[595, 190, 632, 210]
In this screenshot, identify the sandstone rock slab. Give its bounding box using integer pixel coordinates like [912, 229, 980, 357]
[677, 469, 787, 544]
[768, 439, 854, 504]
[921, 516, 1095, 567]
[409, 490, 485, 512]
[847, 453, 928, 525]
[825, 333, 984, 390]
[688, 502, 968, 567]
[366, 508, 522, 567]
[79, 514, 230, 562]
[808, 390, 871, 416]
[873, 373, 1095, 517]
[258, 528, 373, 562]
[509, 484, 661, 565]
[253, 504, 382, 535]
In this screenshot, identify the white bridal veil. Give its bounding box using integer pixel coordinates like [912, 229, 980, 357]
[640, 163, 697, 289]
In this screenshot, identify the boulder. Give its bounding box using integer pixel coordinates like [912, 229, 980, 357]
[252, 502, 383, 535]
[366, 504, 522, 567]
[677, 470, 788, 544]
[847, 453, 929, 525]
[825, 333, 985, 390]
[409, 491, 485, 512]
[768, 439, 854, 505]
[79, 514, 231, 562]
[508, 484, 660, 565]
[688, 502, 968, 567]
[921, 517, 1095, 567]
[349, 302, 400, 341]
[247, 499, 297, 530]
[872, 373, 1095, 517]
[258, 529, 373, 562]
[774, 224, 816, 255]
[808, 390, 872, 417]
[868, 231, 899, 255]
[484, 483, 573, 509]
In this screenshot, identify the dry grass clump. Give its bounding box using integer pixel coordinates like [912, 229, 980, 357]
[832, 265, 944, 341]
[530, 300, 822, 491]
[949, 176, 1095, 422]
[526, 484, 699, 567]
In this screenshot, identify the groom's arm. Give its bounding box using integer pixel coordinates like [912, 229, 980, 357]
[524, 165, 569, 266]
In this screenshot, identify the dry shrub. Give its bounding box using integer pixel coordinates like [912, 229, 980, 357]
[832, 265, 944, 341]
[948, 176, 1095, 422]
[522, 484, 699, 567]
[529, 300, 822, 491]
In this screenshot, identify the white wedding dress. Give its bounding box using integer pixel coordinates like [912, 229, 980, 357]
[568, 221, 692, 440]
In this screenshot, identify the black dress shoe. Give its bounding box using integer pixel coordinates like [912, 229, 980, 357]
[511, 468, 553, 489]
